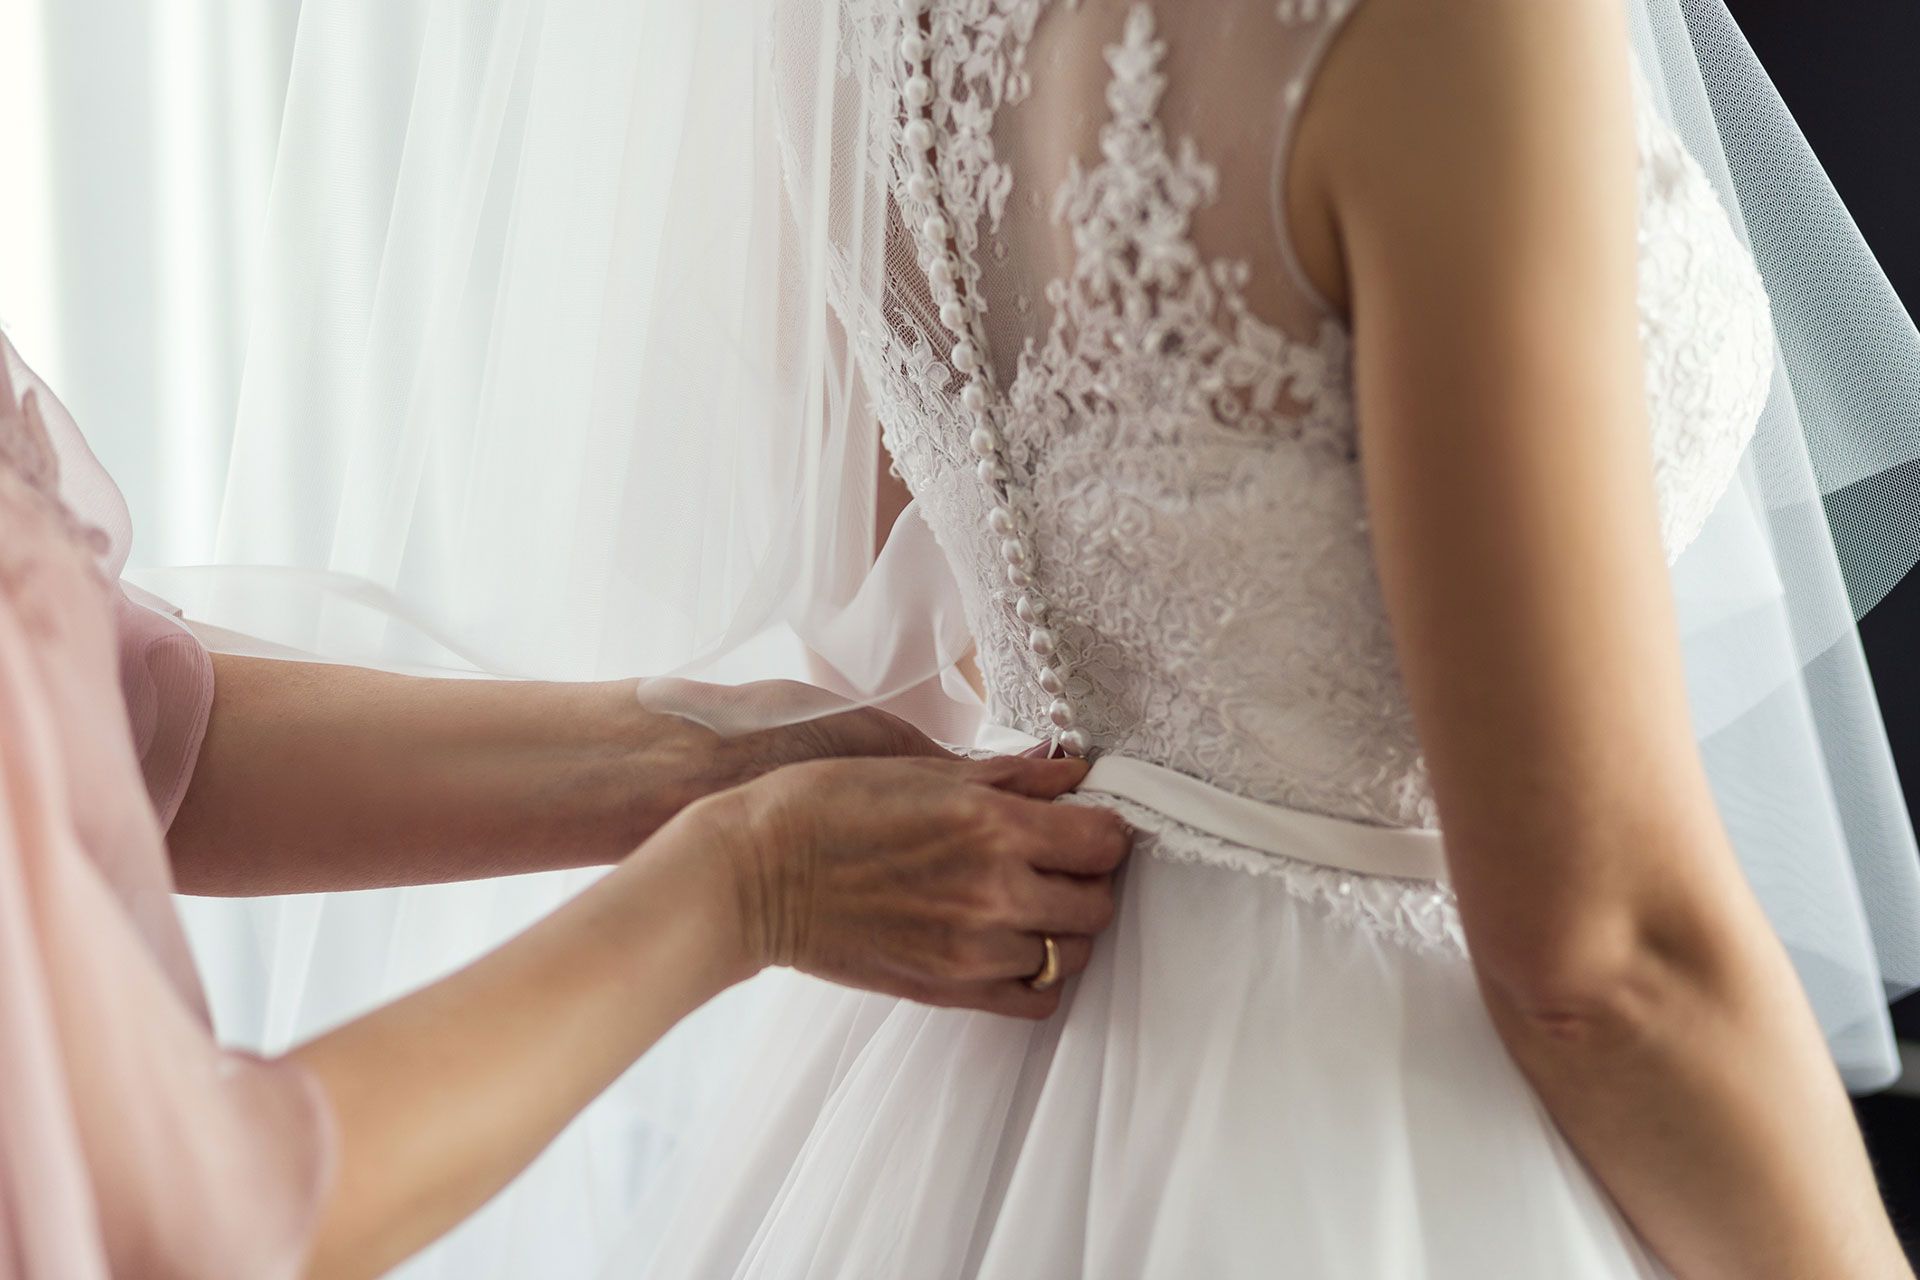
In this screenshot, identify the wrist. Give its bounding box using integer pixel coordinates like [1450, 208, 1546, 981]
[596, 681, 758, 855]
[673, 773, 813, 979]
[646, 782, 784, 985]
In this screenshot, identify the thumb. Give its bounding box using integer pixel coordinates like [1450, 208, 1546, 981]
[970, 754, 1091, 800]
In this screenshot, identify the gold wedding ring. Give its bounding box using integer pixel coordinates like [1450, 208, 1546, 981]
[1027, 934, 1063, 992]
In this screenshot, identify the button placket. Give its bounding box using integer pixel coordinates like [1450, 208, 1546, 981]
[894, 0, 1086, 757]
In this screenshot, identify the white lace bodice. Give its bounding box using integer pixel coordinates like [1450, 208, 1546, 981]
[823, 0, 1772, 942]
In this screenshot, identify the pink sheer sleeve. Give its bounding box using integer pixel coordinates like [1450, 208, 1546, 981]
[115, 584, 216, 830]
[1, 339, 216, 829]
[0, 336, 333, 1279]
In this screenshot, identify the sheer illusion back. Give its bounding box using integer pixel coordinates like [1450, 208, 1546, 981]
[831, 0, 1773, 834]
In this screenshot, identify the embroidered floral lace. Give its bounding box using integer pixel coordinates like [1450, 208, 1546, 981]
[833, 0, 1774, 953]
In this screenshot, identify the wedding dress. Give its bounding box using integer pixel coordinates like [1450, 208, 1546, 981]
[632, 2, 1777, 1274]
[181, 0, 1918, 1273]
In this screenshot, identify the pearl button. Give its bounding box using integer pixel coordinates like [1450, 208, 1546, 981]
[923, 212, 950, 241]
[969, 425, 999, 457]
[951, 340, 978, 372]
[900, 0, 929, 15]
[900, 32, 928, 62]
[1059, 728, 1093, 758]
[907, 173, 934, 202]
[939, 300, 967, 330]
[905, 75, 933, 108]
[1001, 537, 1028, 566]
[988, 506, 1015, 536]
[1038, 665, 1066, 696]
[928, 257, 955, 288]
[961, 381, 987, 413]
[904, 119, 934, 151]
[1028, 627, 1057, 657]
[1048, 698, 1076, 729]
[1006, 563, 1033, 588]
[1014, 592, 1043, 624]
[976, 458, 1006, 485]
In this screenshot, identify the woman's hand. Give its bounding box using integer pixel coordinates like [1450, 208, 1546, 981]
[289, 750, 1125, 1277]
[699, 753, 1131, 1018]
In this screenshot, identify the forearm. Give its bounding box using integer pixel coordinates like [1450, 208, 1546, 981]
[281, 751, 1125, 1277]
[170, 655, 739, 894]
[287, 801, 752, 1280]
[1479, 872, 1907, 1280]
[1311, 0, 1905, 1269]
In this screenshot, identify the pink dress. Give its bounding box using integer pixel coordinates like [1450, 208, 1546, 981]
[0, 336, 332, 1279]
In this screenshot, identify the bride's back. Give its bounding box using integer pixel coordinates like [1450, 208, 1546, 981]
[823, 0, 1769, 831]
[946, 0, 1341, 385]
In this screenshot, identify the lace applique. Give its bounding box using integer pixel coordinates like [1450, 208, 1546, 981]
[1063, 791, 1468, 959]
[842, 2, 1775, 958]
[966, 7, 1424, 830]
[1628, 61, 1773, 558]
[833, 0, 1060, 526]
[1007, 7, 1354, 465]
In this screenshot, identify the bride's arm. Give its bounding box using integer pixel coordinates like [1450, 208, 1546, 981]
[1294, 0, 1905, 1276]
[168, 655, 943, 895]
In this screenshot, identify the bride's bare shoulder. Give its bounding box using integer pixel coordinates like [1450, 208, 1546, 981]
[1284, 0, 1640, 315]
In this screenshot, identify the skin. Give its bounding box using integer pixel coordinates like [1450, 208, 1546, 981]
[1286, 0, 1909, 1275]
[289, 752, 1127, 1279]
[28, 1, 1895, 1270]
[0, 350, 1128, 1273]
[170, 656, 945, 894]
[151, 612, 1129, 1278]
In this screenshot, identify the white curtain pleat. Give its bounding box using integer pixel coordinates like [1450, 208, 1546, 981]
[0, 0, 318, 1135]
[163, 5, 794, 1275]
[0, 0, 300, 566]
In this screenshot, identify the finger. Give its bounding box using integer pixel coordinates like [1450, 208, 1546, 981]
[969, 754, 1090, 799]
[978, 975, 1073, 1021]
[1018, 804, 1133, 875]
[1042, 933, 1095, 982]
[921, 976, 1064, 1021]
[1011, 870, 1116, 936]
[957, 930, 1095, 990]
[913, 938, 1093, 1018]
[938, 926, 1061, 983]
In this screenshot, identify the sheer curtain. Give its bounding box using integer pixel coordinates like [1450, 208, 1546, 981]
[0, 0, 300, 567]
[0, 0, 314, 1079]
[2, 5, 771, 1274]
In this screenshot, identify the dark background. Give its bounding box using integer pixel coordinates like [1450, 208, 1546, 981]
[1723, 0, 1920, 1252]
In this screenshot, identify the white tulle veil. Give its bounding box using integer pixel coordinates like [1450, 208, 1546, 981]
[155, 2, 1920, 1267]
[1627, 0, 1920, 1089]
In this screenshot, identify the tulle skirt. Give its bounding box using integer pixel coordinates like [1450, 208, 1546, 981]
[630, 797, 1668, 1279]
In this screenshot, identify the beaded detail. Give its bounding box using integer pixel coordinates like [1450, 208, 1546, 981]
[844, 1, 1773, 956]
[892, 0, 1093, 756]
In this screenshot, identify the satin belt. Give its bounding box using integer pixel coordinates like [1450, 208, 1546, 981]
[976, 726, 1451, 885]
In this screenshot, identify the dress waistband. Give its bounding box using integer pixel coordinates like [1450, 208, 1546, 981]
[976, 726, 1450, 884]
